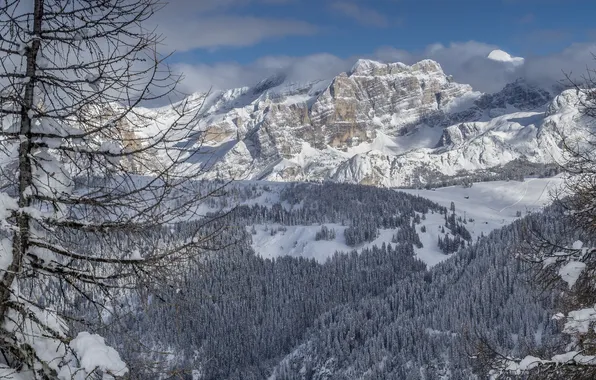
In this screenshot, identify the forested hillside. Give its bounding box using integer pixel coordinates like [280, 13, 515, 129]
[103, 182, 574, 379]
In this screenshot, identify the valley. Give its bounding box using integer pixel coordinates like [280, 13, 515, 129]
[0, 1, 593, 377]
[108, 178, 569, 379]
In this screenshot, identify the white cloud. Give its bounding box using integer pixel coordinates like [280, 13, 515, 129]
[329, 2, 389, 27]
[173, 53, 352, 94]
[172, 40, 596, 98]
[373, 41, 520, 93]
[256, 53, 353, 83]
[157, 0, 294, 16]
[420, 42, 520, 93]
[521, 42, 596, 88]
[156, 16, 317, 51]
[173, 62, 263, 94]
[148, 0, 316, 51]
[373, 46, 412, 64]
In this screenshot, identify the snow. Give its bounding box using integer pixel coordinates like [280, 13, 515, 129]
[412, 211, 454, 267]
[542, 257, 557, 268]
[246, 177, 563, 267]
[424, 328, 457, 337]
[558, 261, 586, 289]
[36, 56, 49, 69]
[129, 249, 143, 260]
[563, 307, 596, 335]
[18, 43, 28, 56]
[250, 223, 399, 263]
[505, 355, 543, 372]
[350, 59, 386, 75]
[401, 177, 564, 241]
[0, 297, 125, 380]
[400, 176, 560, 267]
[0, 192, 18, 221]
[127, 58, 583, 189]
[500, 351, 596, 378]
[0, 367, 28, 380]
[31, 117, 83, 138]
[271, 103, 565, 188]
[280, 94, 313, 105]
[552, 352, 596, 365]
[345, 129, 443, 156]
[498, 234, 596, 377]
[85, 73, 100, 83]
[0, 238, 13, 272]
[85, 73, 100, 91]
[240, 186, 283, 208]
[69, 332, 128, 378]
[105, 57, 589, 189]
[443, 91, 483, 113]
[31, 148, 74, 197]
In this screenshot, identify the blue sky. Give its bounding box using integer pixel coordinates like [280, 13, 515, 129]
[173, 0, 595, 64]
[150, 0, 596, 93]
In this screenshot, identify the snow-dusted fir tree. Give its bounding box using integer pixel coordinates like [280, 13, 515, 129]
[487, 74, 596, 379]
[0, 1, 223, 378]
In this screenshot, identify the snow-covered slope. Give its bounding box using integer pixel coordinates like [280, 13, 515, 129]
[250, 223, 400, 263]
[239, 177, 562, 267]
[401, 176, 564, 238]
[133, 58, 591, 187]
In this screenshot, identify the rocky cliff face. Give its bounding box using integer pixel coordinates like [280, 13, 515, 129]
[140, 58, 587, 187]
[308, 59, 472, 148]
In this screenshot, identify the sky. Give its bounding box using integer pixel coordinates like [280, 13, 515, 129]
[148, 0, 596, 95]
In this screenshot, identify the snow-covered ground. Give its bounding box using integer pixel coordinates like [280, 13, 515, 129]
[400, 176, 564, 240]
[249, 224, 397, 263]
[248, 177, 564, 268]
[413, 210, 456, 267]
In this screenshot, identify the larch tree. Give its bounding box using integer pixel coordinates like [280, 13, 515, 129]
[0, 0, 224, 378]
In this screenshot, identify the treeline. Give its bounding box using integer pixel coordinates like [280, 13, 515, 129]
[403, 159, 561, 190]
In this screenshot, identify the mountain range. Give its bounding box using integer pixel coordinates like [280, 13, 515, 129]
[89, 51, 592, 378]
[135, 49, 590, 187]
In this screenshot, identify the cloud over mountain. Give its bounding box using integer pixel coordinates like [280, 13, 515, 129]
[172, 40, 596, 98]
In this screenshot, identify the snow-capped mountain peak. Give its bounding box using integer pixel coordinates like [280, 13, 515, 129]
[129, 56, 590, 188]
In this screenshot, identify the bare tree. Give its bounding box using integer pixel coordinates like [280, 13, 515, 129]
[484, 67, 596, 378]
[0, 1, 225, 378]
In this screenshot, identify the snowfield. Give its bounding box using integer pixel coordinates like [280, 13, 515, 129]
[246, 176, 564, 268]
[400, 176, 564, 239]
[249, 224, 397, 263]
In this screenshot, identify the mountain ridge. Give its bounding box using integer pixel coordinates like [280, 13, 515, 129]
[136, 58, 586, 187]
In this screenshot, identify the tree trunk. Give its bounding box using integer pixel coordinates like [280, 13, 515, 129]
[0, 0, 43, 320]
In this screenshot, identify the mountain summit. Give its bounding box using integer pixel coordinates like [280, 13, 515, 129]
[138, 58, 585, 187]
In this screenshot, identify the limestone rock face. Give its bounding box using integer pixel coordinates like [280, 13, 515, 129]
[135, 59, 588, 187]
[436, 123, 482, 147]
[307, 59, 472, 150]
